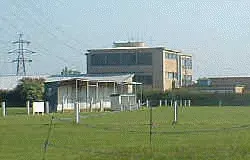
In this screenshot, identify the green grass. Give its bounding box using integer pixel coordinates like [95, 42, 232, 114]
[1, 106, 250, 159]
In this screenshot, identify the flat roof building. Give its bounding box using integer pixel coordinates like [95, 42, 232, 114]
[197, 76, 250, 93]
[86, 41, 192, 91]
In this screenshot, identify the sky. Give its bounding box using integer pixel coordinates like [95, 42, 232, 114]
[0, 0, 250, 80]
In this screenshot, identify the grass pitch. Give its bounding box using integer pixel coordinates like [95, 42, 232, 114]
[1, 106, 250, 160]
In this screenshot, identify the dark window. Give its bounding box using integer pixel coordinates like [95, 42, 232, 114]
[137, 53, 152, 65]
[107, 53, 120, 65]
[91, 52, 152, 66]
[91, 54, 107, 65]
[121, 53, 136, 65]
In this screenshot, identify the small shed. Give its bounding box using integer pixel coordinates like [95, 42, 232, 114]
[44, 74, 142, 112]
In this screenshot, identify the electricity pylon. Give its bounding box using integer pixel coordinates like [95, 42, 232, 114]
[8, 34, 35, 76]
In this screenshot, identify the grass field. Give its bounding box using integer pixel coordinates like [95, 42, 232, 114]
[1, 106, 250, 160]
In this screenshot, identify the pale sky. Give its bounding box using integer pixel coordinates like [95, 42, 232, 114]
[1, 0, 250, 80]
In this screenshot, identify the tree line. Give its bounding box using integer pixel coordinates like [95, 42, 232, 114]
[0, 78, 45, 107]
[1, 77, 250, 107]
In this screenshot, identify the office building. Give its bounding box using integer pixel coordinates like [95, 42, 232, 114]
[86, 41, 192, 91]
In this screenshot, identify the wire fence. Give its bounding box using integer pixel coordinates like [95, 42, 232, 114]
[2, 100, 250, 159]
[41, 110, 250, 160]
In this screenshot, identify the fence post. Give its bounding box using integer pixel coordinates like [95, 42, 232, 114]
[90, 98, 93, 112]
[75, 102, 79, 124]
[138, 99, 140, 110]
[45, 101, 49, 114]
[159, 100, 162, 107]
[171, 100, 173, 107]
[146, 99, 149, 108]
[100, 100, 103, 112]
[62, 96, 64, 113]
[26, 101, 30, 115]
[2, 101, 6, 117]
[174, 100, 178, 123]
[149, 103, 153, 145]
[188, 100, 191, 107]
[180, 100, 183, 107]
[165, 99, 168, 107]
[184, 100, 187, 107]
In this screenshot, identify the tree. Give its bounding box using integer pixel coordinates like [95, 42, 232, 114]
[15, 78, 45, 102]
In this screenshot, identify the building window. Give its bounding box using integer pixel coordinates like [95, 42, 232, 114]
[182, 58, 192, 69]
[107, 53, 120, 65]
[91, 54, 107, 65]
[167, 72, 177, 80]
[120, 53, 136, 65]
[166, 53, 177, 60]
[137, 53, 152, 65]
[91, 52, 152, 66]
[133, 75, 153, 85]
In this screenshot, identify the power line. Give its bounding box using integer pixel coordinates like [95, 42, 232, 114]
[31, 39, 84, 74]
[29, 0, 85, 48]
[11, 0, 85, 56]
